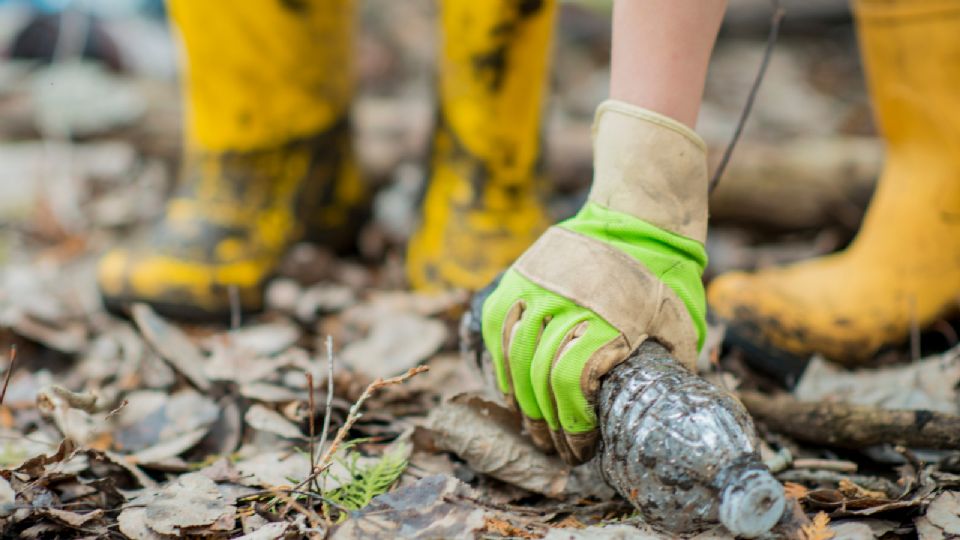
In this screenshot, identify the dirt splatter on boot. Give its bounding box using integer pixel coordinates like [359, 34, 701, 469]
[406, 0, 555, 292]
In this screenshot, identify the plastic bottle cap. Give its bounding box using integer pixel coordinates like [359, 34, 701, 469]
[718, 468, 786, 538]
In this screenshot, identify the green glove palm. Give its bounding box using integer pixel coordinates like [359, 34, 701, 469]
[479, 99, 710, 464]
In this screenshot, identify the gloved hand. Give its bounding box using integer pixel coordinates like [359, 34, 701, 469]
[481, 100, 709, 465]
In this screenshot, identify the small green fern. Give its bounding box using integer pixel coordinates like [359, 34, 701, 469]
[325, 447, 408, 514]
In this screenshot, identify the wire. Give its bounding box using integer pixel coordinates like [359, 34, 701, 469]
[709, 0, 785, 193]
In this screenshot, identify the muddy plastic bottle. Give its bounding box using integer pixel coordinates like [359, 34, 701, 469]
[462, 288, 784, 537]
[598, 341, 785, 537]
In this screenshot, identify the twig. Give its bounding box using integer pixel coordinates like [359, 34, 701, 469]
[238, 488, 346, 508]
[0, 345, 17, 407]
[791, 458, 858, 473]
[104, 399, 129, 421]
[294, 365, 429, 495]
[306, 372, 317, 493]
[709, 0, 785, 193]
[228, 285, 241, 330]
[740, 390, 960, 449]
[271, 489, 327, 533]
[776, 470, 900, 496]
[318, 336, 335, 463]
[313, 365, 429, 475]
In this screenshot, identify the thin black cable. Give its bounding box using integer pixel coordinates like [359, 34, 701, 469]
[709, 0, 785, 193]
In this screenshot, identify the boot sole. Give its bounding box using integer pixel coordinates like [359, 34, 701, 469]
[718, 317, 811, 389]
[102, 293, 263, 324]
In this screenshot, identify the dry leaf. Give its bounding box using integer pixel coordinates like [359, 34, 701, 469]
[0, 476, 16, 517]
[120, 473, 234, 536]
[234, 450, 311, 488]
[918, 491, 960, 538]
[234, 522, 289, 540]
[132, 303, 211, 391]
[329, 475, 489, 540]
[117, 507, 167, 540]
[838, 479, 888, 501]
[114, 389, 218, 462]
[483, 516, 537, 539]
[244, 404, 304, 439]
[221, 320, 301, 356]
[427, 393, 613, 499]
[784, 482, 810, 500]
[543, 524, 672, 539]
[799, 512, 835, 540]
[340, 312, 446, 379]
[553, 516, 586, 529]
[428, 393, 567, 496]
[795, 347, 960, 413]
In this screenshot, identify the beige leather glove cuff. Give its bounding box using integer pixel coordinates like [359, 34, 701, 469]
[588, 100, 709, 243]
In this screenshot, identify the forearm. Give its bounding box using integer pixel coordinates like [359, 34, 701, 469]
[610, 0, 727, 129]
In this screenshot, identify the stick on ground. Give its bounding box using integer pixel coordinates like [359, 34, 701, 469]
[739, 390, 960, 450]
[0, 345, 17, 407]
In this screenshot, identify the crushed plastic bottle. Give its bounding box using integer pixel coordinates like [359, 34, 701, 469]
[461, 287, 785, 537]
[598, 341, 785, 537]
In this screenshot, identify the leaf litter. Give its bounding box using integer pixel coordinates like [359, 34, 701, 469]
[2, 3, 960, 539]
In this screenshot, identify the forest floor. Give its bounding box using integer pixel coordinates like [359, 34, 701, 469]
[1, 1, 959, 538]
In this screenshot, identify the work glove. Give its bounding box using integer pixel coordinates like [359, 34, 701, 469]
[481, 100, 709, 465]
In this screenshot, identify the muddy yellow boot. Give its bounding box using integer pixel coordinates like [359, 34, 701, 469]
[708, 0, 960, 371]
[406, 0, 555, 292]
[98, 0, 366, 320]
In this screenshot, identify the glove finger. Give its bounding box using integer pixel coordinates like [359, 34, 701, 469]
[529, 311, 586, 435]
[505, 301, 549, 424]
[480, 280, 519, 397]
[529, 311, 588, 462]
[550, 317, 624, 463]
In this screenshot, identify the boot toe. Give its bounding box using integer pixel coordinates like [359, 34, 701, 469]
[97, 247, 265, 320]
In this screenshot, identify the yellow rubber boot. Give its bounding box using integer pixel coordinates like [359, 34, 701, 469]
[406, 0, 555, 291]
[98, 0, 366, 320]
[708, 0, 960, 368]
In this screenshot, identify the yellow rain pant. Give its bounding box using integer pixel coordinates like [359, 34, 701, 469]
[98, 0, 362, 319]
[407, 0, 556, 291]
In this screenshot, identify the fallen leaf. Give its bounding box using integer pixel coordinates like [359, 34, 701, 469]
[427, 393, 613, 499]
[828, 519, 898, 540]
[234, 521, 289, 540]
[329, 474, 488, 540]
[483, 516, 537, 538]
[15, 438, 77, 477]
[114, 389, 218, 461]
[784, 482, 810, 500]
[122, 472, 234, 536]
[132, 303, 211, 391]
[234, 450, 311, 488]
[221, 320, 301, 356]
[295, 283, 357, 321]
[117, 506, 167, 540]
[40, 507, 104, 527]
[238, 382, 305, 403]
[838, 479, 888, 501]
[795, 347, 960, 413]
[542, 524, 671, 539]
[6, 312, 87, 354]
[340, 312, 446, 379]
[916, 516, 944, 540]
[0, 475, 16, 517]
[244, 404, 304, 439]
[800, 512, 835, 540]
[921, 491, 960, 537]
